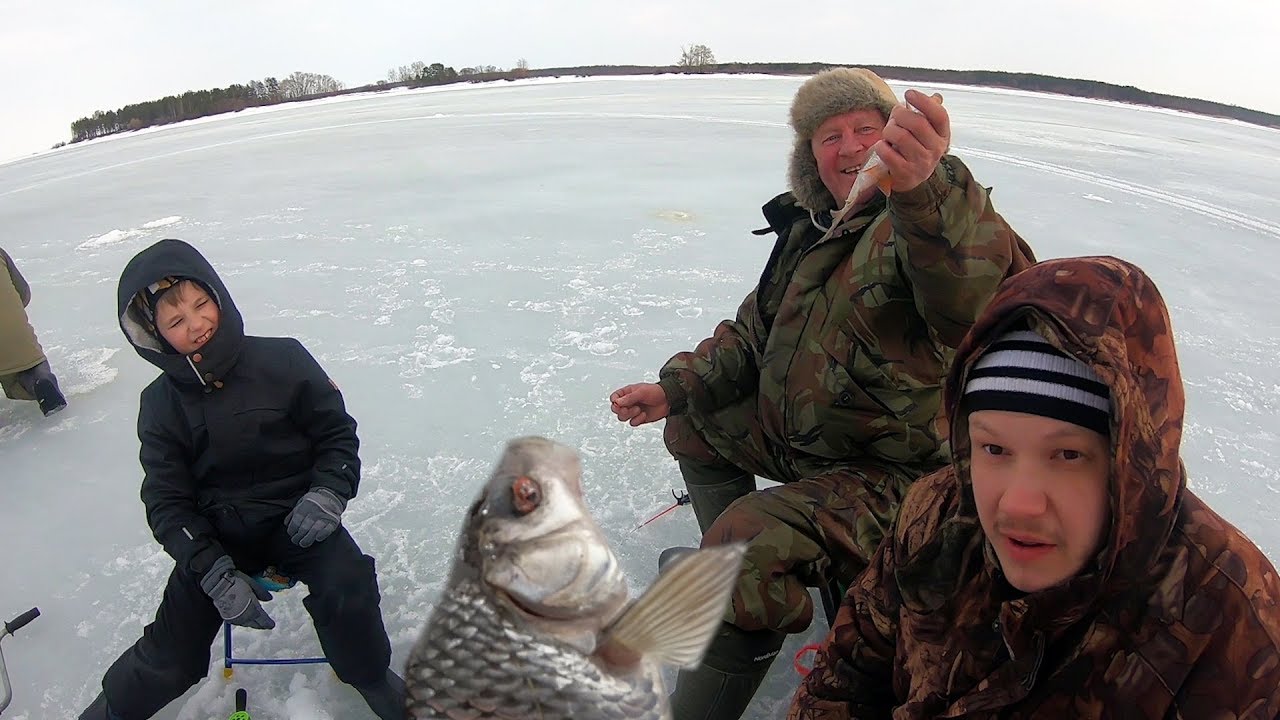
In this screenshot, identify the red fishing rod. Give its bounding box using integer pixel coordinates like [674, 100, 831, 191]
[636, 489, 691, 529]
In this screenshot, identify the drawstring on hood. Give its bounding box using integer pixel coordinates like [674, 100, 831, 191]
[117, 239, 245, 387]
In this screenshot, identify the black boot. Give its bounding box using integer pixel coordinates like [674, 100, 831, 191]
[34, 377, 66, 416]
[677, 460, 755, 533]
[658, 546, 697, 573]
[78, 691, 122, 720]
[354, 668, 407, 720]
[668, 622, 787, 720]
[16, 361, 66, 416]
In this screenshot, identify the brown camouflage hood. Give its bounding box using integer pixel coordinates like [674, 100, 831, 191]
[940, 255, 1185, 604]
[792, 255, 1280, 718]
[793, 253, 1274, 717]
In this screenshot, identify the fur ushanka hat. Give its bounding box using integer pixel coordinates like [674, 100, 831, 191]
[787, 67, 899, 212]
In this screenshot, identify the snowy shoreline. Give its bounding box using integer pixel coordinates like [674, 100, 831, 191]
[5, 72, 1275, 169]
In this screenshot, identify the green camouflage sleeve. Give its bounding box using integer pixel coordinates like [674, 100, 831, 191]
[657, 290, 761, 415]
[789, 535, 900, 719]
[888, 154, 1034, 349]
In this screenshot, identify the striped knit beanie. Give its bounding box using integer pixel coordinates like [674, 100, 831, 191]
[963, 329, 1111, 435]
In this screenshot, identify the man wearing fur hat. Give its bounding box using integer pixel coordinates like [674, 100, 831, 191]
[610, 68, 1036, 718]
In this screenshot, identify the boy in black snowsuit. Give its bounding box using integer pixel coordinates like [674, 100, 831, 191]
[80, 238, 404, 719]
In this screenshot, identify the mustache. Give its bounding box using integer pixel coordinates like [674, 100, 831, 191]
[993, 515, 1059, 544]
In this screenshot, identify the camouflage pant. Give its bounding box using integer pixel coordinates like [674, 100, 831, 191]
[664, 405, 923, 634]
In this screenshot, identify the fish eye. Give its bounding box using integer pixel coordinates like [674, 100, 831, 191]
[511, 475, 542, 515]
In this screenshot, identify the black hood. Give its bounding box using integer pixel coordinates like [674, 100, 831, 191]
[117, 238, 244, 386]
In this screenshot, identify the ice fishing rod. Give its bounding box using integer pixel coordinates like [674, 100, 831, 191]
[227, 688, 249, 720]
[636, 489, 691, 529]
[0, 606, 41, 716]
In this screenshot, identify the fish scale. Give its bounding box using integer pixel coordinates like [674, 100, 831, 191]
[402, 437, 742, 719]
[406, 578, 665, 720]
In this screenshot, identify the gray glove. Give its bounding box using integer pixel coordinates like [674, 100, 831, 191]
[199, 556, 275, 630]
[285, 487, 347, 548]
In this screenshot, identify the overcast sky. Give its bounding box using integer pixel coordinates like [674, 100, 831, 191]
[2, 0, 1276, 161]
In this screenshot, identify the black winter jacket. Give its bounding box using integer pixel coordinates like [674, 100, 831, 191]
[117, 239, 360, 577]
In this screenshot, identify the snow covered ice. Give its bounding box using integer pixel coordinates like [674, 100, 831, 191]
[1, 74, 1278, 719]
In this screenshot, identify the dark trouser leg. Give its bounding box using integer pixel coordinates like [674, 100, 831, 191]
[272, 526, 392, 688]
[273, 525, 404, 718]
[92, 566, 224, 720]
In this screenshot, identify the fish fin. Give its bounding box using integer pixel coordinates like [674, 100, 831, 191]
[599, 542, 746, 669]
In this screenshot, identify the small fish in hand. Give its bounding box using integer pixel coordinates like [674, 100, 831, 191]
[844, 92, 946, 208]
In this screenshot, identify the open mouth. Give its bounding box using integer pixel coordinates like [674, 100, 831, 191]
[492, 584, 590, 622]
[495, 586, 549, 619]
[1004, 534, 1055, 558]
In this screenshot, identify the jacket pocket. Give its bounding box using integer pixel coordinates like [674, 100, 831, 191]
[819, 327, 897, 417]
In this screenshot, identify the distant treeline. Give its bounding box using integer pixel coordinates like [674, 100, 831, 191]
[61, 60, 1279, 148]
[66, 71, 345, 145]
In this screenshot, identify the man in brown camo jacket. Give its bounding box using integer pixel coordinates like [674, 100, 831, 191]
[790, 256, 1280, 719]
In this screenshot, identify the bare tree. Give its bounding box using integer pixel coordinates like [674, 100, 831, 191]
[278, 71, 344, 99]
[678, 44, 716, 67]
[387, 64, 416, 83]
[516, 58, 529, 70]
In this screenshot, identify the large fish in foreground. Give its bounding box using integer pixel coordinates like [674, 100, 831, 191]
[404, 436, 746, 719]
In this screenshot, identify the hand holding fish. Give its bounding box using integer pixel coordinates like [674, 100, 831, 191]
[839, 91, 949, 218]
[874, 89, 950, 193]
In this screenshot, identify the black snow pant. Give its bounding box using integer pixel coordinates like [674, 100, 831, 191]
[96, 526, 391, 720]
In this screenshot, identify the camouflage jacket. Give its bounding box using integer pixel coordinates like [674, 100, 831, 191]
[658, 155, 1036, 469]
[790, 257, 1280, 719]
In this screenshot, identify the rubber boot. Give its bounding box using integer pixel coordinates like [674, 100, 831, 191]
[658, 546, 697, 573]
[678, 460, 755, 533]
[668, 622, 787, 720]
[78, 691, 122, 720]
[354, 668, 408, 720]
